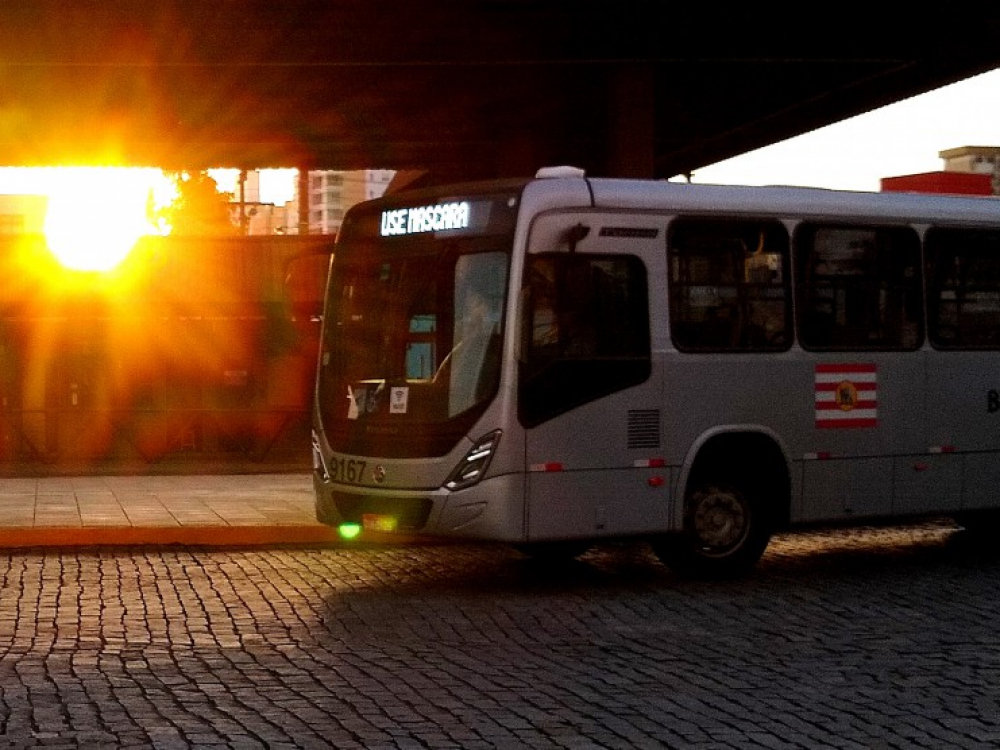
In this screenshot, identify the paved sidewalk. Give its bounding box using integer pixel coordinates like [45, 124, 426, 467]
[0, 472, 343, 548]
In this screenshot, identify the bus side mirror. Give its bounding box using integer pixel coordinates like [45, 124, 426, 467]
[564, 223, 590, 253]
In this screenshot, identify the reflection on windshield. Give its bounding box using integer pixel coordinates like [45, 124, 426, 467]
[445, 253, 506, 416]
[318, 247, 508, 436]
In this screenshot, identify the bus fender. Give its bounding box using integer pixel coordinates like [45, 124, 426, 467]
[674, 424, 794, 531]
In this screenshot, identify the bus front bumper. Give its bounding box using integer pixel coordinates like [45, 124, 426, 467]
[313, 471, 525, 541]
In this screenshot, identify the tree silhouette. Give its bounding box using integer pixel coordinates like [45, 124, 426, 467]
[158, 171, 238, 235]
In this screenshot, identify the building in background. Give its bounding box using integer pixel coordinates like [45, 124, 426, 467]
[296, 169, 394, 235]
[229, 199, 287, 237]
[882, 145, 999, 196]
[939, 145, 1000, 178]
[226, 170, 291, 236]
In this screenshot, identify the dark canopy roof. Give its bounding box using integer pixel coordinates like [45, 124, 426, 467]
[2, 3, 998, 183]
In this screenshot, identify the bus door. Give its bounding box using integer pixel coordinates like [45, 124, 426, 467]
[518, 214, 668, 541]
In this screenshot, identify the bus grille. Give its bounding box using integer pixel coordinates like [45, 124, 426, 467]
[628, 409, 661, 449]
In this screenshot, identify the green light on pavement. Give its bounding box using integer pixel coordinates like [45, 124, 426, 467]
[338, 523, 362, 540]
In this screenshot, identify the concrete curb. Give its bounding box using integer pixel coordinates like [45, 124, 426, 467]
[0, 525, 438, 549]
[0, 525, 341, 549]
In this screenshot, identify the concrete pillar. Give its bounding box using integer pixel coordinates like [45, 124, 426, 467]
[608, 64, 656, 178]
[297, 168, 310, 235]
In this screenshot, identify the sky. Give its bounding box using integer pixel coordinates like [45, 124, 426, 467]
[212, 168, 297, 205]
[687, 66, 1000, 191]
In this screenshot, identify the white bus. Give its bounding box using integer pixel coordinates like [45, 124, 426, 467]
[312, 167, 1000, 577]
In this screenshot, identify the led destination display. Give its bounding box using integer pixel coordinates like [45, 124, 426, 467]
[380, 201, 471, 237]
[343, 190, 517, 243]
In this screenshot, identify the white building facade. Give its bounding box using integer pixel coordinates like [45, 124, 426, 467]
[302, 169, 395, 235]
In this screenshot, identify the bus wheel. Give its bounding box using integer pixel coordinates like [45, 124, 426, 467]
[515, 541, 591, 561]
[652, 481, 771, 579]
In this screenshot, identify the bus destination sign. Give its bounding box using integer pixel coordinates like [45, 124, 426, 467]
[380, 201, 471, 237]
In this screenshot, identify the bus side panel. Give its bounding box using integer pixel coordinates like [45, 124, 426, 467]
[664, 354, 813, 517]
[801, 458, 892, 519]
[664, 353, 932, 523]
[524, 363, 671, 541]
[526, 468, 673, 541]
[927, 351, 1000, 512]
[963, 455, 1000, 510]
[894, 454, 963, 515]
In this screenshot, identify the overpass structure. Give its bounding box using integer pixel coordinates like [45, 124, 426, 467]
[2, 3, 1000, 184]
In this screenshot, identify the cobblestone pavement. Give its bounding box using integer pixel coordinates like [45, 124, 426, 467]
[1, 520, 999, 748]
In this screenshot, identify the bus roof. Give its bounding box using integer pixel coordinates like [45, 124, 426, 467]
[526, 172, 1000, 226]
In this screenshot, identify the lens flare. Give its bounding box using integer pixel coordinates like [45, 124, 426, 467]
[41, 167, 171, 272]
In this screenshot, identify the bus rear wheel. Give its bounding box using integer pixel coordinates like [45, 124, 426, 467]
[652, 480, 771, 579]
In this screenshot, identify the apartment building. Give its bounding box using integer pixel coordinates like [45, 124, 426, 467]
[302, 169, 395, 235]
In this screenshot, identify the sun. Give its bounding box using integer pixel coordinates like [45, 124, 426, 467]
[41, 167, 171, 272]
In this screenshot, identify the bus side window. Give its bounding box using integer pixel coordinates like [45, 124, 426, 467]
[668, 218, 790, 352]
[926, 228, 1000, 349]
[796, 224, 922, 350]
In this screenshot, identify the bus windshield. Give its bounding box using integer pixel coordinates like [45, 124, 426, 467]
[317, 235, 511, 457]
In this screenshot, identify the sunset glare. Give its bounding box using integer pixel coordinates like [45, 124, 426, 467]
[26, 167, 171, 272]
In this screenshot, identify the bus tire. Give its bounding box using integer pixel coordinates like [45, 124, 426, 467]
[652, 479, 771, 579]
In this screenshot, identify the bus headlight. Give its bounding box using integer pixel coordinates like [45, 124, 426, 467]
[444, 430, 502, 491]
